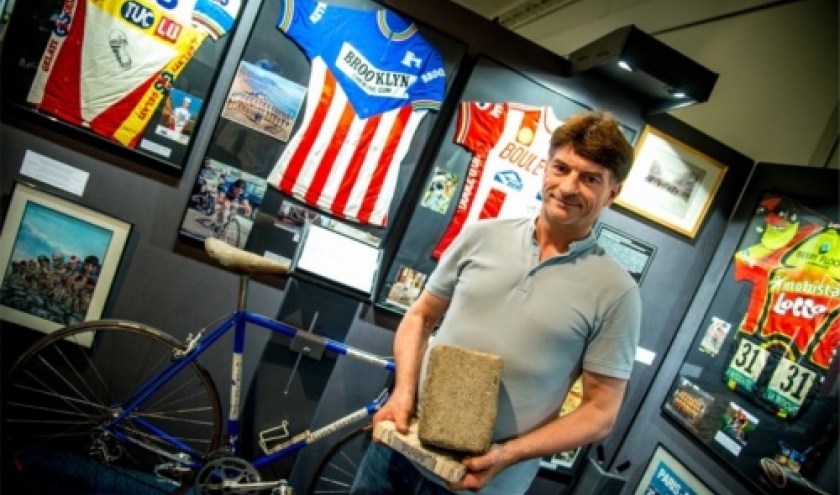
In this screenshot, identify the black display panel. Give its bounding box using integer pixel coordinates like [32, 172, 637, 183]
[177, 0, 468, 300]
[374, 55, 592, 315]
[663, 187, 839, 495]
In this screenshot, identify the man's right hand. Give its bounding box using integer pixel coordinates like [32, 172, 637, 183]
[373, 390, 414, 435]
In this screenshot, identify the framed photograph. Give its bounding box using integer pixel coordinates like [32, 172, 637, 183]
[0, 182, 132, 336]
[616, 126, 727, 238]
[178, 158, 269, 249]
[634, 445, 714, 495]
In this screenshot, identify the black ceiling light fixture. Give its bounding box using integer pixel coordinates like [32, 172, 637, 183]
[568, 25, 719, 114]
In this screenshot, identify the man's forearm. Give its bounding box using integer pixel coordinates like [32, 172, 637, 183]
[499, 372, 627, 466]
[391, 311, 432, 403]
[501, 406, 616, 464]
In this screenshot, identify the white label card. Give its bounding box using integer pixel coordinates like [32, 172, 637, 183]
[20, 150, 89, 196]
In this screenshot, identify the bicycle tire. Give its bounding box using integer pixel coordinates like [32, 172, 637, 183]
[3, 319, 224, 495]
[306, 424, 373, 495]
[219, 218, 242, 248]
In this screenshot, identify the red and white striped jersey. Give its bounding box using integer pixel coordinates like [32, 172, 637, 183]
[267, 0, 446, 227]
[432, 102, 561, 259]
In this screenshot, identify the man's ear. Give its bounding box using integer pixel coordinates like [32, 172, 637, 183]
[605, 182, 623, 206]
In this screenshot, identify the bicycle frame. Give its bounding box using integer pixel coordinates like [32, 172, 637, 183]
[101, 274, 395, 477]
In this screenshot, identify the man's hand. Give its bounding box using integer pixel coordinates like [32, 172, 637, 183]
[372, 391, 414, 436]
[448, 443, 508, 492]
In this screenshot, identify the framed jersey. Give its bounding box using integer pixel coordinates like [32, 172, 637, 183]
[374, 55, 592, 317]
[661, 164, 839, 495]
[0, 0, 247, 175]
[186, 0, 467, 286]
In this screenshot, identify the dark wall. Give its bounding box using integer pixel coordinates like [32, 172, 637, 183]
[2, 1, 833, 495]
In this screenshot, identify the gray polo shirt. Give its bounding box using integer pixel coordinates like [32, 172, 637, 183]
[419, 216, 641, 495]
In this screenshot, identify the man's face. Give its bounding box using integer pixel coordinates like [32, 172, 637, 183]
[540, 145, 621, 234]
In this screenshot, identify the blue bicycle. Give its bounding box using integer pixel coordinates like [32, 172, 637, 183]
[3, 238, 395, 495]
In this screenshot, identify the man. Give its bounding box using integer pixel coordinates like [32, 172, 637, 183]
[171, 97, 193, 135]
[351, 111, 641, 494]
[215, 178, 253, 230]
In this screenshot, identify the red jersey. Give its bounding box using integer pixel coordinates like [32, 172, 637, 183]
[734, 224, 839, 370]
[432, 102, 560, 259]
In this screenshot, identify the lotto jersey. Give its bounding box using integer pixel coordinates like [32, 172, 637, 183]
[432, 102, 560, 259]
[267, 0, 446, 227]
[27, 0, 240, 148]
[734, 224, 840, 370]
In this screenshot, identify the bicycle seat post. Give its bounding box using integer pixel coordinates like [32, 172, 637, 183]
[237, 274, 249, 311]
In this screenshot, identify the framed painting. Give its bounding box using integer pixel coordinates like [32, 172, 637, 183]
[0, 182, 132, 336]
[633, 445, 714, 495]
[616, 126, 727, 239]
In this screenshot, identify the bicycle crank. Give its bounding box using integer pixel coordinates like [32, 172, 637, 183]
[195, 456, 287, 495]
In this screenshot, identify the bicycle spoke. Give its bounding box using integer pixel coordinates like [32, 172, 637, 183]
[307, 426, 371, 495]
[3, 321, 222, 495]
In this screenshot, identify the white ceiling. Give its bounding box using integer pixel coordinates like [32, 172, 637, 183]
[448, 0, 839, 169]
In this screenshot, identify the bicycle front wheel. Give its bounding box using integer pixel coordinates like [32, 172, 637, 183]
[307, 425, 373, 495]
[3, 320, 223, 495]
[219, 218, 242, 248]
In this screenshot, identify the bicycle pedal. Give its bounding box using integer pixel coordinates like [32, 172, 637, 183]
[258, 420, 290, 454]
[271, 480, 294, 495]
[154, 462, 191, 485]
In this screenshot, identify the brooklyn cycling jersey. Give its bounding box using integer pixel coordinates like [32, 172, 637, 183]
[27, 0, 240, 148]
[432, 102, 561, 259]
[266, 0, 446, 227]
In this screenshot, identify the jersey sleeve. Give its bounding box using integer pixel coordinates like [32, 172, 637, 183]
[276, 0, 335, 60]
[410, 48, 446, 112]
[453, 102, 506, 156]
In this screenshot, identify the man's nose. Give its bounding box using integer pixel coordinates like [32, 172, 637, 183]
[557, 172, 580, 193]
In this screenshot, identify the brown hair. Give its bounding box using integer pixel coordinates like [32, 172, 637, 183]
[549, 111, 634, 183]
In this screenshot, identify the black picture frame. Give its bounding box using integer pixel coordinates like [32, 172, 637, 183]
[179, 0, 468, 269]
[374, 54, 595, 314]
[595, 223, 657, 285]
[660, 163, 839, 495]
[0, 0, 248, 176]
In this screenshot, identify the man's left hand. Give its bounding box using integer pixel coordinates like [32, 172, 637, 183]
[448, 443, 507, 492]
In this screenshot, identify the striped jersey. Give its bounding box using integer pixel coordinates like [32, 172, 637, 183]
[267, 0, 446, 227]
[432, 102, 560, 259]
[27, 0, 240, 148]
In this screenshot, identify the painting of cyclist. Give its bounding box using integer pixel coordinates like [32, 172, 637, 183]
[214, 178, 253, 231]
